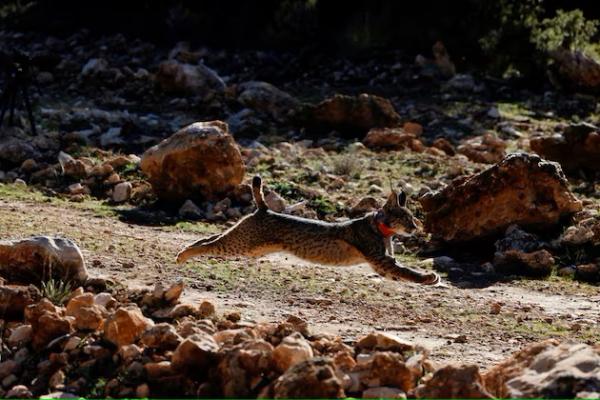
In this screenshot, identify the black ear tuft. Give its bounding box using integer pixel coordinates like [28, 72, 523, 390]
[398, 191, 407, 207]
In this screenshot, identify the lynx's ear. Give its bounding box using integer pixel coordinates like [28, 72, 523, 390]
[398, 190, 407, 207]
[384, 190, 399, 209]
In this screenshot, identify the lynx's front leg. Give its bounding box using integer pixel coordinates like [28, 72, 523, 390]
[367, 254, 439, 285]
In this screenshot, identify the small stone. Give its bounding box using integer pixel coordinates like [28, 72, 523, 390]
[199, 300, 216, 318]
[164, 281, 184, 304]
[179, 200, 204, 220]
[171, 333, 219, 374]
[5, 385, 32, 398]
[265, 191, 286, 212]
[224, 310, 241, 322]
[168, 303, 200, 319]
[273, 332, 314, 372]
[363, 386, 406, 399]
[112, 182, 132, 203]
[141, 323, 182, 350]
[356, 332, 414, 353]
[118, 344, 142, 363]
[14, 179, 26, 187]
[103, 305, 154, 347]
[7, 325, 32, 347]
[49, 370, 65, 390]
[136, 383, 150, 398]
[490, 302, 502, 315]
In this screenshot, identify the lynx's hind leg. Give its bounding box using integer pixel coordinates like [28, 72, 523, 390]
[176, 215, 272, 264]
[367, 254, 439, 285]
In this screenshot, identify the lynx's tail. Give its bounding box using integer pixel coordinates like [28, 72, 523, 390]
[252, 175, 268, 210]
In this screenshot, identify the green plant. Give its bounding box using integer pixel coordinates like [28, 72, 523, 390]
[332, 155, 361, 178]
[531, 9, 599, 54]
[40, 279, 73, 305]
[309, 195, 341, 217]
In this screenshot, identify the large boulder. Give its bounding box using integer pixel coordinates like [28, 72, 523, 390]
[301, 93, 401, 137]
[140, 121, 245, 203]
[0, 237, 88, 284]
[419, 153, 582, 242]
[155, 60, 225, 96]
[530, 123, 600, 173]
[483, 340, 600, 398]
[237, 81, 300, 122]
[549, 48, 600, 93]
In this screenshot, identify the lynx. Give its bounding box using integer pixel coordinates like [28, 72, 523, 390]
[176, 176, 440, 285]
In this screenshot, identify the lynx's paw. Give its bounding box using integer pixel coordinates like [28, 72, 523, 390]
[420, 272, 440, 285]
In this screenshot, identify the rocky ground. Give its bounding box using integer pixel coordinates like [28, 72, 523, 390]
[0, 30, 599, 397]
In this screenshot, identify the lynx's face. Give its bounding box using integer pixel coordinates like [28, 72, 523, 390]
[378, 190, 420, 234]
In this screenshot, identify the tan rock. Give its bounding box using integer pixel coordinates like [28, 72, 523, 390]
[164, 281, 184, 304]
[141, 323, 182, 350]
[199, 300, 216, 318]
[58, 152, 88, 179]
[414, 364, 492, 398]
[273, 332, 314, 372]
[7, 324, 32, 347]
[530, 122, 600, 173]
[144, 361, 174, 381]
[304, 93, 401, 137]
[66, 293, 106, 331]
[271, 357, 345, 398]
[363, 128, 424, 152]
[112, 182, 132, 203]
[155, 60, 225, 95]
[420, 154, 582, 242]
[482, 339, 559, 397]
[432, 137, 456, 156]
[356, 332, 414, 354]
[363, 386, 406, 398]
[0, 285, 39, 318]
[358, 352, 416, 391]
[265, 191, 286, 213]
[349, 196, 381, 217]
[171, 333, 219, 375]
[103, 305, 153, 347]
[140, 121, 245, 203]
[218, 339, 274, 397]
[25, 299, 73, 350]
[493, 249, 555, 277]
[457, 133, 506, 164]
[0, 236, 88, 284]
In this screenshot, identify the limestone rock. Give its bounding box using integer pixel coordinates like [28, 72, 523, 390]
[483, 340, 560, 398]
[171, 333, 219, 375]
[155, 60, 225, 95]
[271, 357, 345, 398]
[58, 152, 87, 179]
[419, 153, 582, 242]
[363, 386, 406, 398]
[0, 236, 88, 284]
[414, 364, 493, 398]
[140, 323, 182, 350]
[103, 305, 154, 347]
[363, 128, 425, 152]
[265, 191, 286, 213]
[357, 352, 416, 392]
[65, 293, 106, 331]
[349, 197, 381, 217]
[237, 81, 300, 121]
[303, 94, 401, 137]
[530, 123, 600, 173]
[25, 299, 73, 350]
[112, 182, 132, 203]
[273, 332, 314, 372]
[7, 325, 32, 347]
[356, 332, 414, 354]
[140, 121, 245, 203]
[218, 340, 274, 397]
[0, 285, 40, 318]
[457, 133, 506, 164]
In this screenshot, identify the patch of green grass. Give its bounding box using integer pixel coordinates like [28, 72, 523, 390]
[41, 279, 73, 305]
[497, 102, 535, 119]
[0, 183, 50, 202]
[309, 195, 342, 217]
[169, 221, 220, 235]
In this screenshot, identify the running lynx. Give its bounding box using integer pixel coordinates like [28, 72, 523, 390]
[176, 176, 440, 285]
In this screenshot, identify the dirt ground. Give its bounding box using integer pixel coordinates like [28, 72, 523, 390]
[2, 186, 599, 369]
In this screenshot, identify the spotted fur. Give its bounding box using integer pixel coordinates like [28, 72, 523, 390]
[176, 176, 439, 285]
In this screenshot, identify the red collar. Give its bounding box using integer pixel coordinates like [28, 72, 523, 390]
[377, 221, 396, 238]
